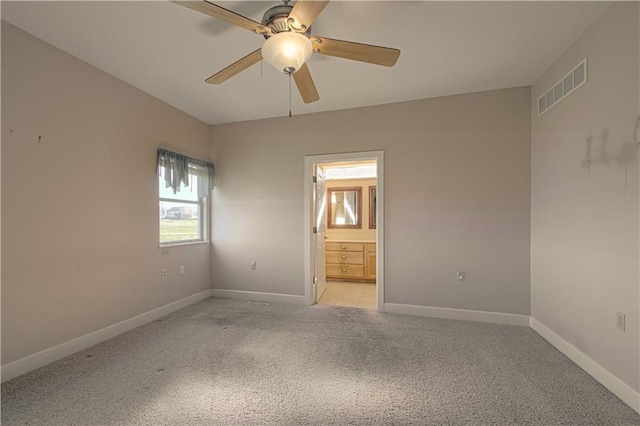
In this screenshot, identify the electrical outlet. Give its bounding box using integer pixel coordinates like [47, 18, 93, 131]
[250, 262, 257, 270]
[161, 249, 170, 256]
[457, 271, 465, 281]
[616, 311, 626, 331]
[179, 265, 184, 275]
[162, 269, 168, 279]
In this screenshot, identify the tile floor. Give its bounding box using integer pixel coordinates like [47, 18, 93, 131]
[318, 281, 377, 309]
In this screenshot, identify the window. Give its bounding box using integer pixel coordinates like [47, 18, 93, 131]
[157, 149, 214, 245]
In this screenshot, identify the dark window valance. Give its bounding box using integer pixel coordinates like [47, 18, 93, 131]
[156, 149, 215, 196]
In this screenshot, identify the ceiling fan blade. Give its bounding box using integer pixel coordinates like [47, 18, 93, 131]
[172, 1, 264, 33]
[312, 37, 400, 67]
[293, 63, 320, 104]
[205, 49, 263, 84]
[288, 0, 330, 30]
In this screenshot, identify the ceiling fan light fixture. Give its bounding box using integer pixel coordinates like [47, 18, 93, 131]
[262, 32, 313, 74]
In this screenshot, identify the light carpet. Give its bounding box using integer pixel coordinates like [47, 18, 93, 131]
[2, 297, 639, 425]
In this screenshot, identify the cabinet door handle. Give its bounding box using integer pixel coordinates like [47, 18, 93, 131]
[341, 246, 347, 249]
[341, 268, 347, 272]
[341, 255, 347, 259]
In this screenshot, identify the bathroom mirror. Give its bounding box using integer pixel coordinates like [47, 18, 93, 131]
[328, 187, 362, 229]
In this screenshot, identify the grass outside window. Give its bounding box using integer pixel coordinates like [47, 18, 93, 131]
[159, 219, 198, 243]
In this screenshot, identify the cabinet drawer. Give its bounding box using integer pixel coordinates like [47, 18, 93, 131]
[327, 264, 364, 278]
[326, 251, 364, 265]
[326, 242, 364, 252]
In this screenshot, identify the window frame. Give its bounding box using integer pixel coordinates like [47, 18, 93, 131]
[158, 165, 209, 246]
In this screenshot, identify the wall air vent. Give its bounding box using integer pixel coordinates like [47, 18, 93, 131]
[538, 58, 587, 116]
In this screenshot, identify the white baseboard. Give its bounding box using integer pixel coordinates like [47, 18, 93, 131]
[1, 289, 213, 383]
[530, 317, 640, 414]
[210, 289, 306, 305]
[383, 303, 530, 326]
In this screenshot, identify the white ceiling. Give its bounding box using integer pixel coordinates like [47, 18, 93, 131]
[2, 1, 610, 125]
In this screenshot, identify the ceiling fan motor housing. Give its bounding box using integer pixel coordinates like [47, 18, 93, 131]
[261, 4, 310, 38]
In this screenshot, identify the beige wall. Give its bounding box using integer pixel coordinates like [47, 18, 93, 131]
[531, 2, 639, 391]
[1, 23, 212, 365]
[210, 86, 531, 315]
[325, 178, 376, 242]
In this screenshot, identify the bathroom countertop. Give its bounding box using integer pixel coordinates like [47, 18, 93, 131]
[326, 240, 376, 244]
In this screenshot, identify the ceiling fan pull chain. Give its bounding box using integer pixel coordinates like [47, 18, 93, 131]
[289, 72, 293, 118]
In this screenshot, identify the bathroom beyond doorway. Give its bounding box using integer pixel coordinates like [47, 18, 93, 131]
[304, 151, 384, 311]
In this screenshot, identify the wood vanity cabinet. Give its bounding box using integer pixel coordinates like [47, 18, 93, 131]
[365, 243, 376, 280]
[326, 241, 376, 283]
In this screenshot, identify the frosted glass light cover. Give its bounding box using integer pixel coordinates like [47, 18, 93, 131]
[262, 32, 313, 73]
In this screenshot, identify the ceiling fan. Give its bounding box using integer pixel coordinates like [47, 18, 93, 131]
[172, 0, 401, 104]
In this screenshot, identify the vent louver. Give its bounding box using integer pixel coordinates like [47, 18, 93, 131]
[538, 58, 587, 115]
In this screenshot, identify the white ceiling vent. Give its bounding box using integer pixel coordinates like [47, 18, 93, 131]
[538, 58, 587, 116]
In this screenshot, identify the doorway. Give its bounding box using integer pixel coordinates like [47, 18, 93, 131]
[303, 151, 384, 312]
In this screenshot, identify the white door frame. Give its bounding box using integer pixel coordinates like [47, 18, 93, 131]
[303, 151, 385, 312]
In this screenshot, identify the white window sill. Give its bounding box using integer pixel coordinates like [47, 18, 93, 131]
[159, 241, 210, 249]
